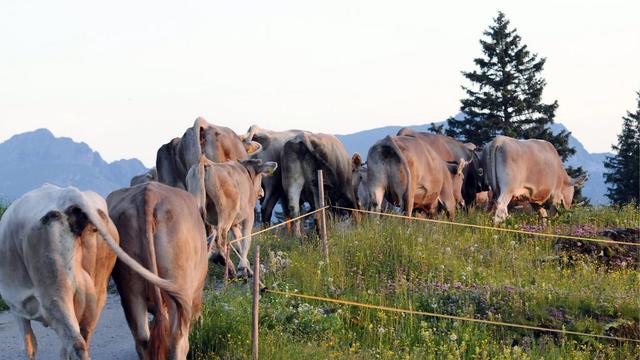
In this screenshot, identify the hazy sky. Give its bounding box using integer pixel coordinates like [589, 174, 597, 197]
[1, 0, 638, 167]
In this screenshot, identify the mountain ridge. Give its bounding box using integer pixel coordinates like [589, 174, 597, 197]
[0, 128, 148, 201]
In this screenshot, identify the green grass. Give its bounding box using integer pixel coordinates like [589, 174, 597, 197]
[189, 206, 639, 359]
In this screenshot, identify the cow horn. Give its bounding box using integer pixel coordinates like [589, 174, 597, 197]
[457, 158, 468, 174]
[571, 174, 588, 188]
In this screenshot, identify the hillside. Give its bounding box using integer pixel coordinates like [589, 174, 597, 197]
[337, 118, 611, 204]
[0, 129, 148, 201]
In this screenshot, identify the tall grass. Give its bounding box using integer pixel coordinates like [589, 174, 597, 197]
[190, 206, 639, 359]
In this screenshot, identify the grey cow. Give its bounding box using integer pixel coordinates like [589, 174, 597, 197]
[240, 125, 304, 225]
[281, 132, 357, 237]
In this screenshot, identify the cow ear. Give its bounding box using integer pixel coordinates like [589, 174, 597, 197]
[259, 161, 278, 176]
[243, 141, 262, 155]
[352, 153, 363, 170]
[571, 174, 588, 188]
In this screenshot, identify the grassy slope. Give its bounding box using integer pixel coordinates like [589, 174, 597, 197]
[190, 206, 639, 359]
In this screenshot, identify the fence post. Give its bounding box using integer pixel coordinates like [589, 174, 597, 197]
[252, 245, 260, 360]
[224, 242, 230, 287]
[317, 170, 329, 265]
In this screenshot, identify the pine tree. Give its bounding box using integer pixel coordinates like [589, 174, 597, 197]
[427, 122, 444, 134]
[604, 92, 640, 206]
[446, 11, 587, 201]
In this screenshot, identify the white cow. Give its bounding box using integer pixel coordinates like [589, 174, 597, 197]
[0, 184, 179, 360]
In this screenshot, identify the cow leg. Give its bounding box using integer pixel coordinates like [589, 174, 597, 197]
[119, 292, 152, 360]
[369, 186, 385, 213]
[76, 275, 100, 348]
[438, 190, 457, 220]
[233, 222, 254, 278]
[42, 298, 88, 360]
[261, 190, 281, 227]
[286, 180, 304, 238]
[217, 225, 236, 277]
[539, 207, 548, 226]
[493, 192, 511, 225]
[172, 332, 190, 360]
[16, 316, 37, 360]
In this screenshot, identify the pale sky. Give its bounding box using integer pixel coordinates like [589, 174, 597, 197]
[1, 0, 638, 167]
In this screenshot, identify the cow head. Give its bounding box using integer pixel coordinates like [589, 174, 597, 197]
[458, 147, 487, 207]
[561, 174, 588, 208]
[240, 159, 277, 200]
[447, 158, 468, 208]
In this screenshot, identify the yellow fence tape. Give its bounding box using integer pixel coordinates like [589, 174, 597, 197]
[265, 289, 640, 343]
[333, 205, 640, 247]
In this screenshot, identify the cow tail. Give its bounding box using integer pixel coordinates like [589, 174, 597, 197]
[387, 136, 413, 216]
[188, 117, 208, 167]
[490, 140, 500, 202]
[301, 133, 337, 206]
[301, 133, 335, 179]
[74, 196, 189, 305]
[186, 157, 208, 223]
[145, 205, 170, 360]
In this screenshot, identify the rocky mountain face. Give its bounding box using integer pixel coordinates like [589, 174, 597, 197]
[0, 129, 148, 202]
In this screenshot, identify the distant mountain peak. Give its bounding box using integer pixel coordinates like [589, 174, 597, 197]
[0, 128, 149, 201]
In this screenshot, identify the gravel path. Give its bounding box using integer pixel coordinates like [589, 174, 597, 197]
[0, 293, 137, 360]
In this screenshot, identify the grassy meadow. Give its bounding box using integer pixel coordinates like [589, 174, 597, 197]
[189, 206, 639, 359]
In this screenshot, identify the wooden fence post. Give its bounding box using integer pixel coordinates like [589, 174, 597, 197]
[224, 242, 230, 287]
[252, 245, 260, 360]
[317, 170, 329, 265]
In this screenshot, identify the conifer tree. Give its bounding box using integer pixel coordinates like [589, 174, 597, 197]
[446, 11, 587, 201]
[604, 92, 640, 206]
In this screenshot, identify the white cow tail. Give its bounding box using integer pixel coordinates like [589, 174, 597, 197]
[73, 197, 181, 295]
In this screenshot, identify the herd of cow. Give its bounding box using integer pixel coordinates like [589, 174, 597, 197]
[0, 117, 587, 359]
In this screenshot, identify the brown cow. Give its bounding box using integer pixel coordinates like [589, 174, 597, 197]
[186, 157, 277, 277]
[0, 184, 178, 360]
[240, 125, 304, 225]
[482, 135, 587, 224]
[107, 182, 208, 359]
[366, 135, 467, 218]
[396, 128, 486, 207]
[156, 117, 262, 189]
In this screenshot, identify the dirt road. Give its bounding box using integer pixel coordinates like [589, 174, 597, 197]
[0, 293, 137, 360]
